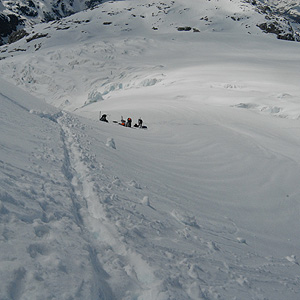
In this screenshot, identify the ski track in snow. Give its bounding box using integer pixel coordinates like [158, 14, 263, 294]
[57, 112, 162, 299]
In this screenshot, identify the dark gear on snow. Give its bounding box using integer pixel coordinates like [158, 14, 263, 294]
[119, 116, 126, 126]
[126, 118, 132, 127]
[138, 118, 143, 128]
[100, 114, 108, 122]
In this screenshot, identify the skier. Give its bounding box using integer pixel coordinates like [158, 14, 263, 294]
[126, 117, 132, 127]
[119, 116, 126, 126]
[138, 118, 143, 128]
[134, 118, 147, 129]
[100, 114, 108, 122]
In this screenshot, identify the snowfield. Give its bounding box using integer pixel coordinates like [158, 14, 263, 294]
[1, 0, 300, 299]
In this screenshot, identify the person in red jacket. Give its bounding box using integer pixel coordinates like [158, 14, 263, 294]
[126, 117, 132, 127]
[119, 116, 126, 126]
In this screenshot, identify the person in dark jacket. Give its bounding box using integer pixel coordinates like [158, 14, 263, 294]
[126, 117, 132, 127]
[119, 116, 126, 126]
[100, 114, 108, 122]
[138, 118, 143, 128]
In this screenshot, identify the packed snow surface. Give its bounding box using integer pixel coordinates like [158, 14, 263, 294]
[1, 0, 300, 299]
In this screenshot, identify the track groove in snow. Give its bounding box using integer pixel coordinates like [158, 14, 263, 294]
[57, 112, 161, 299]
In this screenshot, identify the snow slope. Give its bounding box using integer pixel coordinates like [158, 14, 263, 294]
[0, 0, 290, 108]
[1, 0, 300, 299]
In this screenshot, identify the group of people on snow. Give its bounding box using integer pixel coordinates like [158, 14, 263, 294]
[119, 116, 143, 128]
[100, 113, 144, 128]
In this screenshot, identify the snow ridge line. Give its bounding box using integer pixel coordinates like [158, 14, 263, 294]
[57, 111, 161, 299]
[0, 91, 30, 112]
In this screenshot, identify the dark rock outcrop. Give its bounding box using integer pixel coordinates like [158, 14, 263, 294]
[0, 13, 23, 45]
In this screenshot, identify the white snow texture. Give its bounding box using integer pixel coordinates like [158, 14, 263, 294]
[0, 0, 300, 299]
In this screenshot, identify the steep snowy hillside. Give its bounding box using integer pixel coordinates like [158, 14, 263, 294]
[1, 0, 300, 299]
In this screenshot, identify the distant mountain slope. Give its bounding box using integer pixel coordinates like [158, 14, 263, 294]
[1, 0, 103, 21]
[0, 0, 299, 110]
[0, 0, 103, 44]
[0, 0, 300, 45]
[253, 0, 300, 40]
[258, 0, 300, 23]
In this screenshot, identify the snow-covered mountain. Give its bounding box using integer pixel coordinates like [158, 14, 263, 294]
[0, 0, 103, 44]
[259, 0, 300, 23]
[1, 0, 103, 22]
[253, 0, 300, 39]
[1, 0, 300, 299]
[1, 0, 300, 45]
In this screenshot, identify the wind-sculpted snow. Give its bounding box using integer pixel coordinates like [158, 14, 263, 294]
[2, 70, 300, 298]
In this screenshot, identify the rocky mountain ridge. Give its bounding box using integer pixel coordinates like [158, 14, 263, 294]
[253, 0, 300, 39]
[1, 0, 300, 45]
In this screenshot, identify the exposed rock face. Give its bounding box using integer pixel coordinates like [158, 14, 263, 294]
[251, 0, 300, 41]
[257, 22, 295, 41]
[0, 13, 22, 45]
